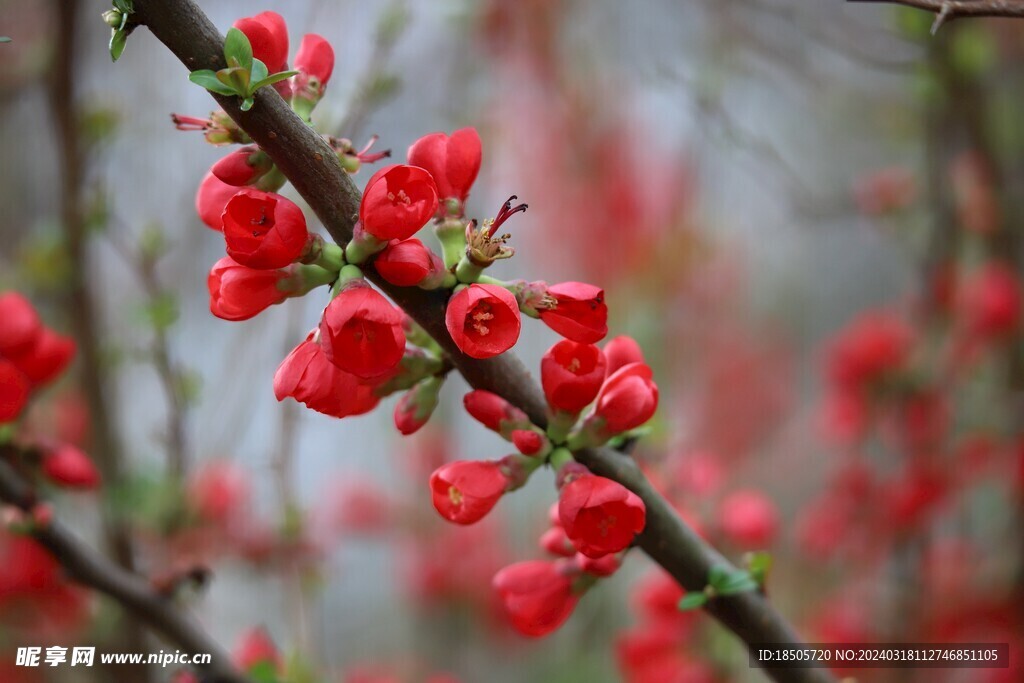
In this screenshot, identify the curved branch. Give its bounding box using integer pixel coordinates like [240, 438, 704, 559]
[846, 1, 1024, 29]
[127, 2, 834, 681]
[0, 455, 248, 683]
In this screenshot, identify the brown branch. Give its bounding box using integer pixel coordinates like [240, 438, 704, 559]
[126, 2, 834, 681]
[0, 454, 249, 683]
[847, 0, 1024, 32]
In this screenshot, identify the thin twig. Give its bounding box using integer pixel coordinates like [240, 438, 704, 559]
[846, 0, 1024, 23]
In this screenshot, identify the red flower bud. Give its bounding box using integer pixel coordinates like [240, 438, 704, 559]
[233, 626, 281, 673]
[211, 146, 273, 187]
[406, 128, 482, 204]
[446, 284, 521, 359]
[195, 171, 239, 231]
[7, 328, 75, 387]
[539, 282, 608, 343]
[559, 473, 646, 558]
[541, 340, 607, 414]
[718, 489, 778, 548]
[462, 389, 529, 434]
[492, 560, 579, 637]
[360, 165, 439, 241]
[511, 429, 543, 455]
[222, 189, 310, 269]
[41, 443, 100, 490]
[274, 334, 382, 418]
[393, 378, 441, 436]
[0, 360, 30, 422]
[430, 460, 509, 525]
[577, 552, 621, 578]
[827, 312, 912, 391]
[591, 362, 659, 436]
[319, 281, 405, 380]
[233, 11, 289, 73]
[603, 335, 644, 375]
[188, 460, 250, 525]
[539, 526, 576, 557]
[959, 262, 1021, 339]
[208, 257, 291, 321]
[292, 33, 335, 98]
[375, 238, 444, 287]
[0, 292, 42, 356]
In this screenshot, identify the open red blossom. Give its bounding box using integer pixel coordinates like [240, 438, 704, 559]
[374, 238, 443, 287]
[463, 389, 530, 434]
[592, 362, 659, 436]
[211, 146, 273, 187]
[430, 460, 509, 525]
[542, 340, 607, 413]
[208, 257, 291, 321]
[718, 489, 779, 548]
[222, 189, 310, 269]
[8, 328, 75, 387]
[539, 282, 608, 343]
[293, 33, 335, 98]
[195, 170, 240, 231]
[319, 281, 405, 379]
[0, 292, 42, 356]
[233, 11, 289, 73]
[360, 165, 439, 241]
[446, 284, 521, 359]
[0, 360, 30, 423]
[233, 626, 282, 673]
[603, 335, 645, 375]
[492, 560, 579, 637]
[406, 128, 482, 205]
[559, 473, 646, 558]
[827, 311, 913, 391]
[274, 334, 381, 419]
[41, 443, 100, 490]
[959, 263, 1021, 339]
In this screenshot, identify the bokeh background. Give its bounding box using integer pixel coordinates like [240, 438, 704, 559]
[1, 0, 1023, 681]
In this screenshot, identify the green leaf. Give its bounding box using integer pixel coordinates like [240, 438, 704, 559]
[216, 65, 250, 94]
[240, 97, 255, 112]
[252, 69, 298, 92]
[112, 0, 134, 13]
[0, 37, 11, 43]
[708, 565, 730, 590]
[188, 69, 236, 95]
[718, 574, 759, 596]
[109, 29, 127, 61]
[248, 58, 269, 92]
[223, 27, 253, 71]
[746, 551, 773, 587]
[677, 593, 709, 611]
[247, 661, 281, 683]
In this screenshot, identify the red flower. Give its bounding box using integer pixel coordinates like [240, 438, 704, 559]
[539, 526, 576, 557]
[292, 33, 335, 101]
[0, 360, 30, 423]
[718, 489, 778, 548]
[208, 257, 291, 321]
[7, 328, 75, 387]
[318, 281, 405, 379]
[222, 189, 309, 269]
[446, 284, 521, 359]
[360, 165, 439, 241]
[827, 311, 913, 391]
[577, 552, 621, 578]
[211, 146, 273, 187]
[592, 362, 659, 436]
[559, 473, 646, 558]
[274, 334, 381, 418]
[539, 282, 608, 343]
[462, 389, 529, 434]
[406, 128, 482, 205]
[41, 444, 100, 490]
[187, 460, 250, 525]
[374, 238, 444, 287]
[959, 262, 1021, 339]
[233, 11, 289, 73]
[492, 560, 579, 637]
[233, 626, 281, 673]
[430, 460, 509, 525]
[195, 170, 239, 231]
[541, 340, 607, 414]
[603, 335, 645, 375]
[0, 292, 42, 356]
[511, 429, 543, 455]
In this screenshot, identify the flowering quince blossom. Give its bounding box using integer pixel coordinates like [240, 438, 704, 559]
[445, 284, 521, 359]
[407, 127, 483, 210]
[462, 389, 530, 435]
[6, 327, 75, 386]
[211, 146, 273, 187]
[603, 335, 645, 375]
[318, 280, 406, 379]
[222, 189, 310, 269]
[374, 238, 446, 288]
[187, 460, 251, 526]
[0, 359, 31, 422]
[207, 257, 293, 321]
[292, 34, 335, 105]
[717, 489, 779, 548]
[274, 333, 381, 419]
[195, 170, 241, 230]
[0, 292, 42, 356]
[360, 165, 439, 241]
[233, 11, 289, 73]
[958, 262, 1021, 340]
[541, 340, 607, 414]
[232, 626, 282, 673]
[41, 443, 100, 490]
[587, 361, 659, 438]
[538, 282, 608, 343]
[430, 460, 510, 525]
[558, 469, 647, 558]
[492, 560, 580, 637]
